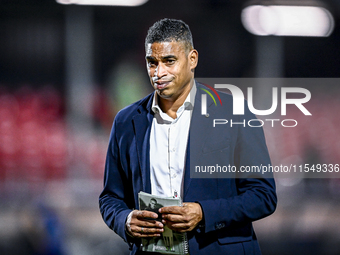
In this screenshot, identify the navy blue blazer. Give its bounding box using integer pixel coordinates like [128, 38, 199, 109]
[99, 82, 277, 254]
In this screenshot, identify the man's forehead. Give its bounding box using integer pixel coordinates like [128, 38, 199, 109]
[145, 41, 186, 57]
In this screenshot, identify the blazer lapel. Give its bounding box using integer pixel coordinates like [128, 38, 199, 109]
[184, 83, 215, 198]
[132, 96, 154, 194]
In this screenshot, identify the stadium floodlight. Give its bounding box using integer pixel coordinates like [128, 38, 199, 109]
[56, 0, 148, 6]
[241, 2, 335, 37]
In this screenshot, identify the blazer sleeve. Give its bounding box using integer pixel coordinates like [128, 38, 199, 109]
[99, 117, 134, 247]
[198, 106, 277, 233]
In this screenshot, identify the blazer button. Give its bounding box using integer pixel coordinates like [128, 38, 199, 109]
[215, 222, 225, 229]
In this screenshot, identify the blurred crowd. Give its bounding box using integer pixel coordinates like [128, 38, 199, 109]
[0, 86, 109, 184]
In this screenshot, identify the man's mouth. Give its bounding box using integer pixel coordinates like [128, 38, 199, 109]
[155, 80, 171, 90]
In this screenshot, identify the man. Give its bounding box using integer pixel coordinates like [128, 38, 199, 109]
[99, 18, 277, 254]
[146, 198, 158, 211]
[145, 198, 163, 221]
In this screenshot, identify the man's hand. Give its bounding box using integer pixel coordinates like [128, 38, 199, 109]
[159, 202, 203, 233]
[126, 210, 164, 238]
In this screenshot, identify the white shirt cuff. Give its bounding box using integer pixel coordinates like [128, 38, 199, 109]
[125, 211, 134, 237]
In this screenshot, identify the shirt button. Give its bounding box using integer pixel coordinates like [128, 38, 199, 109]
[172, 174, 177, 178]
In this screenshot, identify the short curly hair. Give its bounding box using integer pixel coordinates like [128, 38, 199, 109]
[145, 18, 194, 54]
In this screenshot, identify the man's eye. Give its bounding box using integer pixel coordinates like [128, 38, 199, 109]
[167, 59, 175, 64]
[148, 61, 156, 67]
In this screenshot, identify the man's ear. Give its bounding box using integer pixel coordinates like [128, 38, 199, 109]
[189, 49, 198, 70]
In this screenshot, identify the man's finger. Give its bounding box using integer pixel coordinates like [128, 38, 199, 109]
[136, 233, 162, 238]
[159, 206, 184, 214]
[131, 219, 163, 228]
[164, 221, 198, 233]
[165, 223, 191, 232]
[130, 225, 164, 237]
[139, 226, 164, 234]
[136, 210, 159, 219]
[162, 213, 187, 223]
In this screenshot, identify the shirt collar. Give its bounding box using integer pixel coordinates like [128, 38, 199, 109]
[151, 81, 196, 115]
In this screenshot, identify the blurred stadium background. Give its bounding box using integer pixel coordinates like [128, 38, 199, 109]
[0, 0, 340, 254]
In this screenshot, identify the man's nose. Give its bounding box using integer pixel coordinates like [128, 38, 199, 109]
[154, 63, 167, 78]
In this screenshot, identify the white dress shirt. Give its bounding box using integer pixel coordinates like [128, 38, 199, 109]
[149, 84, 196, 198]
